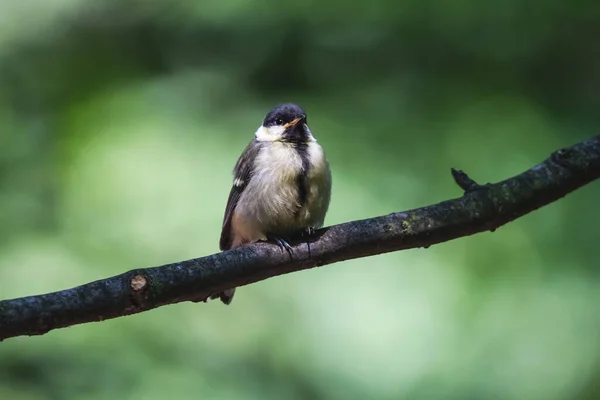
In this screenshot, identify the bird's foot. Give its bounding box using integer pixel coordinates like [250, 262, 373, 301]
[299, 227, 317, 258]
[267, 235, 293, 255]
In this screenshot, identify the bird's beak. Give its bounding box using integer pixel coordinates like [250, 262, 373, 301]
[284, 117, 304, 129]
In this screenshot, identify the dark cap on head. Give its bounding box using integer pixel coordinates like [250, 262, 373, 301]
[263, 103, 307, 127]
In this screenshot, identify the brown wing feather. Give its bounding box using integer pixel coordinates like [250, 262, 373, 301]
[219, 140, 262, 251]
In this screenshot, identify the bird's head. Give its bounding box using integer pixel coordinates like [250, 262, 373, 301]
[255, 103, 313, 143]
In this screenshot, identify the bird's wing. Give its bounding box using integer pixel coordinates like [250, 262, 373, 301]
[219, 140, 262, 251]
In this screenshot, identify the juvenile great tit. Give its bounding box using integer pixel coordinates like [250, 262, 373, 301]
[212, 103, 332, 305]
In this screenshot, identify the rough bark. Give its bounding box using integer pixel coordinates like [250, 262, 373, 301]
[1, 135, 599, 341]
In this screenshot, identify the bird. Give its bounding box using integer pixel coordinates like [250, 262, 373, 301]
[212, 103, 332, 305]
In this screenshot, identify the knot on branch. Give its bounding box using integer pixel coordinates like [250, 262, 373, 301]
[130, 275, 147, 291]
[129, 274, 150, 308]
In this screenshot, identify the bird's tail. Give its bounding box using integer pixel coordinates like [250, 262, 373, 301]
[210, 288, 236, 305]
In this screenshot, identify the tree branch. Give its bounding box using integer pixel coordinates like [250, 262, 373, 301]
[1, 135, 600, 341]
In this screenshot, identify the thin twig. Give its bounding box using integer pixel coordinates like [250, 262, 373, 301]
[451, 168, 481, 192]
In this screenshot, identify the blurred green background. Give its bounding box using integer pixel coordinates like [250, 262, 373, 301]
[1, 0, 600, 399]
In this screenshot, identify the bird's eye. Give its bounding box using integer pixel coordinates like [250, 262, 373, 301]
[275, 118, 284, 125]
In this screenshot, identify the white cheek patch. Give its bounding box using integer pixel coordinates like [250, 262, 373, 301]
[254, 125, 285, 142]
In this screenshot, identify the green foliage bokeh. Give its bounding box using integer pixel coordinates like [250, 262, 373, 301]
[1, 1, 600, 399]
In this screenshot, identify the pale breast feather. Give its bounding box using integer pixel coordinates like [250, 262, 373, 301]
[235, 142, 304, 227]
